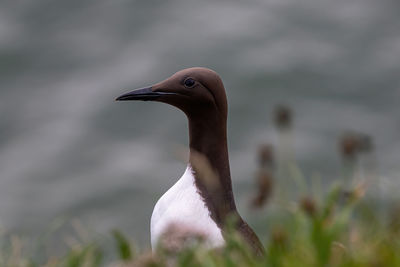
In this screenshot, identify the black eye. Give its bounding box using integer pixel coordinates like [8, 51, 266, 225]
[184, 78, 195, 88]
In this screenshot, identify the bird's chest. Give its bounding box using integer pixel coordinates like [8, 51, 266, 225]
[150, 167, 224, 249]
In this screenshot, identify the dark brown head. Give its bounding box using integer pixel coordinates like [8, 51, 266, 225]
[116, 67, 228, 120]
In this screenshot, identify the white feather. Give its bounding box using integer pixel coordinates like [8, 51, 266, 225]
[150, 165, 224, 249]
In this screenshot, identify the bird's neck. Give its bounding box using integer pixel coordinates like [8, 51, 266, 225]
[188, 114, 238, 227]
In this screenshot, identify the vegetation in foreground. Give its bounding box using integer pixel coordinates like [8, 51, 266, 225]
[2, 106, 398, 266]
[1, 181, 400, 267]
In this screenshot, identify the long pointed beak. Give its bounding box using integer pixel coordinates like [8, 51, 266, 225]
[115, 86, 177, 101]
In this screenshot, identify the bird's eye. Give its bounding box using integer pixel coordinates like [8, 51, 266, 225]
[184, 78, 195, 88]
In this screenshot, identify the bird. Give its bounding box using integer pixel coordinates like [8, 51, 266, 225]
[116, 67, 264, 256]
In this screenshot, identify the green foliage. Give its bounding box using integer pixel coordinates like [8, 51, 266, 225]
[1, 183, 400, 267]
[112, 230, 133, 261]
[62, 244, 102, 267]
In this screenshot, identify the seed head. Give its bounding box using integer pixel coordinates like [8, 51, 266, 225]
[274, 105, 292, 130]
[299, 196, 317, 217]
[158, 223, 206, 254]
[339, 133, 360, 158]
[258, 144, 274, 167]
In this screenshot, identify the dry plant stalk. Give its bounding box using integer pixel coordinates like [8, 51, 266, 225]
[251, 144, 275, 208]
[190, 149, 223, 194]
[251, 170, 273, 208]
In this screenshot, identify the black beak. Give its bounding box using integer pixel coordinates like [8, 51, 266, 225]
[116, 86, 176, 101]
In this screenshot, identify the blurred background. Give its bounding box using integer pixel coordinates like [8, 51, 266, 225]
[0, 0, 399, 252]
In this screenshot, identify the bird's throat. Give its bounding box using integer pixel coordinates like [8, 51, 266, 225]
[187, 115, 238, 227]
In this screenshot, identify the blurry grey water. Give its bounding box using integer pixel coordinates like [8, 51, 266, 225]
[0, 0, 399, 248]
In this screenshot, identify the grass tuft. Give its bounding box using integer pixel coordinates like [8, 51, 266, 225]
[1, 181, 399, 266]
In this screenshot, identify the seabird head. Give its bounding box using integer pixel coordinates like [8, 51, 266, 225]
[116, 67, 228, 119]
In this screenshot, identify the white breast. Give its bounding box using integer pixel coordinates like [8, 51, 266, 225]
[150, 166, 224, 249]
